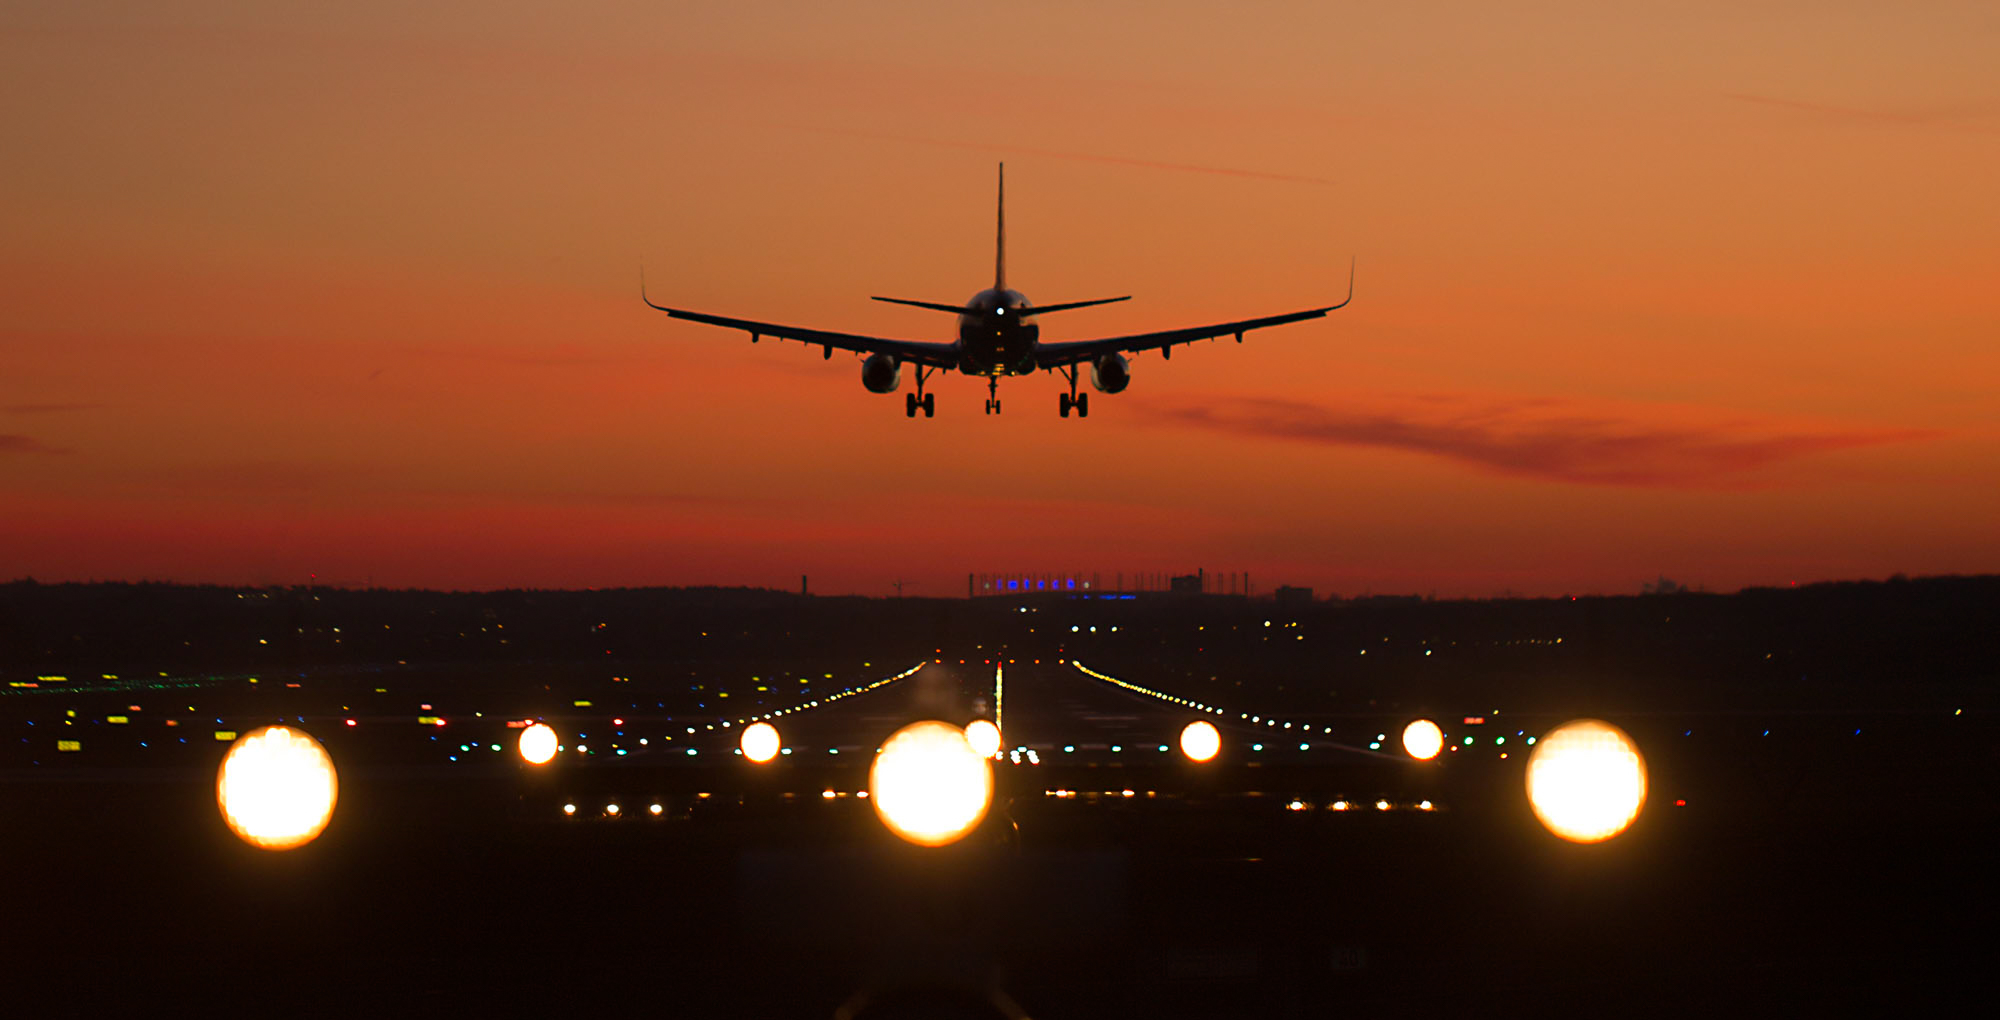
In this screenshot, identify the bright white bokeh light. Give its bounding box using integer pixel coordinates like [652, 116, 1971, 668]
[1179, 720, 1221, 762]
[1526, 719, 1647, 843]
[869, 720, 993, 847]
[1402, 719, 1444, 760]
[964, 719, 1002, 758]
[518, 722, 558, 765]
[740, 722, 781, 763]
[216, 725, 338, 850]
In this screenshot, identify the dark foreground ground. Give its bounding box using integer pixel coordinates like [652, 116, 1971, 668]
[4, 670, 1992, 1017]
[2, 579, 1993, 1016]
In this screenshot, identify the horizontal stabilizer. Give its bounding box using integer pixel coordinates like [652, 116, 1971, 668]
[871, 296, 973, 314]
[1026, 296, 1131, 315]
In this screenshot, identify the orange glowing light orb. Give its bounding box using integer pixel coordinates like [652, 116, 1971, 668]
[1179, 720, 1221, 763]
[215, 725, 338, 850]
[518, 722, 558, 765]
[740, 721, 781, 763]
[964, 719, 1002, 758]
[1526, 719, 1647, 843]
[869, 720, 993, 847]
[1402, 719, 1444, 760]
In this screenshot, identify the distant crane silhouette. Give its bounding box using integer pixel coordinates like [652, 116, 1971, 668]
[890, 579, 918, 598]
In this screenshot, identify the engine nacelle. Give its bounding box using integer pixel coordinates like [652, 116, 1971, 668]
[1091, 353, 1130, 394]
[861, 353, 902, 394]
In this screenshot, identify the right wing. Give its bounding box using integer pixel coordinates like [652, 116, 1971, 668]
[644, 279, 959, 368]
[1034, 262, 1352, 369]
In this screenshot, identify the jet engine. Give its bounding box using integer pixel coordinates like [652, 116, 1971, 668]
[1091, 353, 1130, 394]
[861, 353, 902, 394]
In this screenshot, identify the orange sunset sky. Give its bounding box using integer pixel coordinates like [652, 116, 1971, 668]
[4, 2, 1997, 596]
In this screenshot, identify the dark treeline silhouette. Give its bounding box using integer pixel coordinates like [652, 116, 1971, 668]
[2, 574, 1992, 714]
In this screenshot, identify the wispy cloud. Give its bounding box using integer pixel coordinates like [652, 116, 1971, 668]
[1151, 395, 1938, 488]
[817, 127, 1333, 184]
[1725, 93, 1999, 136]
[0, 434, 65, 454]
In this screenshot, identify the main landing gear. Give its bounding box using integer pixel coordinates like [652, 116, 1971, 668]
[905, 366, 936, 418]
[984, 376, 1002, 415]
[1056, 364, 1089, 418]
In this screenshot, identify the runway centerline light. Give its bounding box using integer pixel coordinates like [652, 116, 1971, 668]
[868, 720, 993, 848]
[740, 721, 781, 763]
[964, 719, 1002, 758]
[216, 725, 337, 851]
[1402, 719, 1444, 760]
[1526, 719, 1647, 843]
[518, 722, 559, 765]
[1180, 720, 1221, 762]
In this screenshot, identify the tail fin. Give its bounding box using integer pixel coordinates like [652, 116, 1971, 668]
[994, 162, 1006, 291]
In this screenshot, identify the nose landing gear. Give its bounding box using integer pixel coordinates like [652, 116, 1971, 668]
[984, 376, 1002, 415]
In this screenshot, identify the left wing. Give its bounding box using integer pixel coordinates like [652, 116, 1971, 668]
[1034, 262, 1352, 369]
[644, 279, 959, 368]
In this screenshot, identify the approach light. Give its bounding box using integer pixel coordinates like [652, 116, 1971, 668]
[1526, 719, 1647, 843]
[964, 719, 1002, 758]
[740, 721, 781, 763]
[868, 720, 993, 848]
[518, 722, 558, 765]
[216, 725, 338, 851]
[1402, 719, 1444, 760]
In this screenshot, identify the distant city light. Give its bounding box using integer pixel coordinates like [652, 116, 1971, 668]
[1526, 719, 1647, 843]
[1402, 719, 1444, 760]
[1180, 720, 1221, 762]
[869, 720, 992, 847]
[740, 722, 781, 763]
[215, 725, 338, 851]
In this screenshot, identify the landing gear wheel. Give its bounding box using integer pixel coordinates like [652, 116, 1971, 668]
[1076, 392, 1089, 418]
[984, 399, 994, 415]
[922, 392, 934, 417]
[1059, 393, 1072, 418]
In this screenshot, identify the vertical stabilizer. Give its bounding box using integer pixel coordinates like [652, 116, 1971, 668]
[994, 163, 1006, 291]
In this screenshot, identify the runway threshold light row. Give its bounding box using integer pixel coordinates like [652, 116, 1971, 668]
[1065, 660, 1648, 842]
[208, 672, 1647, 851]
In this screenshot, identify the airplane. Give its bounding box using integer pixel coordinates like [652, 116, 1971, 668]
[642, 164, 1352, 418]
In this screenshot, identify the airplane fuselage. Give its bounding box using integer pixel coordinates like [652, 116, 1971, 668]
[956, 288, 1040, 376]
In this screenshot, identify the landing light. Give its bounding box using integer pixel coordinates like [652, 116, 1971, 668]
[1402, 719, 1444, 760]
[964, 719, 1002, 758]
[869, 721, 992, 848]
[1526, 719, 1647, 843]
[518, 722, 558, 765]
[740, 722, 781, 763]
[216, 725, 338, 850]
[1180, 720, 1220, 762]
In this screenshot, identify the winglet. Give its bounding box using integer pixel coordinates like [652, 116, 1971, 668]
[640, 264, 678, 314]
[1327, 257, 1356, 311]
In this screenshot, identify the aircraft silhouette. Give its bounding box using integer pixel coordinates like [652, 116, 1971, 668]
[644, 165, 1352, 417]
